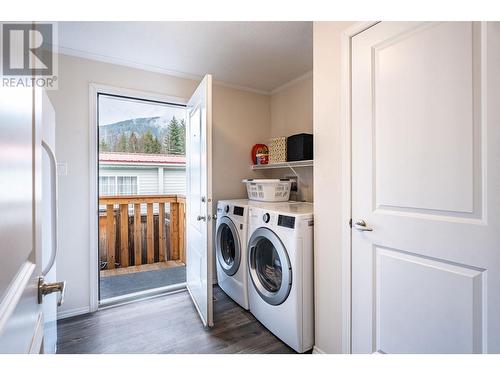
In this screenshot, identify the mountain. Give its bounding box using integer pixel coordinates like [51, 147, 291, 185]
[99, 116, 169, 143]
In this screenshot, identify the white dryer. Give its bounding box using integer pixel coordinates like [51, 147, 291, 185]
[247, 202, 314, 353]
[215, 199, 253, 309]
[215, 199, 294, 310]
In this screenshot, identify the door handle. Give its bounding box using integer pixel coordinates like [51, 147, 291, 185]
[197, 215, 207, 221]
[353, 220, 373, 232]
[38, 277, 66, 307]
[41, 140, 58, 276]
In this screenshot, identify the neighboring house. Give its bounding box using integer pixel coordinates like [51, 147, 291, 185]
[99, 152, 186, 196]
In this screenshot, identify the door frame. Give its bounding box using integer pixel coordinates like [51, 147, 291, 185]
[339, 21, 379, 354]
[88, 82, 188, 312]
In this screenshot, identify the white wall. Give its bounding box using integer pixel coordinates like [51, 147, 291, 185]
[212, 85, 270, 203]
[262, 73, 314, 202]
[270, 73, 313, 138]
[313, 21, 354, 354]
[48, 54, 270, 318]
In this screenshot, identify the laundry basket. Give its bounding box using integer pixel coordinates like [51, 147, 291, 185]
[242, 179, 291, 202]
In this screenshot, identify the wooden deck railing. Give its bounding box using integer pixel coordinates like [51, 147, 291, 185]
[98, 195, 186, 269]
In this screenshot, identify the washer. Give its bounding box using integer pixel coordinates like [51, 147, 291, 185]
[247, 202, 314, 353]
[215, 199, 293, 310]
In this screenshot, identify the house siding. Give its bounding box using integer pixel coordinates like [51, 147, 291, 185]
[99, 166, 158, 195]
[163, 168, 186, 195]
[99, 165, 185, 215]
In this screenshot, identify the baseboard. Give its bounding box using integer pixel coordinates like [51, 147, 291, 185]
[57, 306, 90, 320]
[312, 345, 326, 354]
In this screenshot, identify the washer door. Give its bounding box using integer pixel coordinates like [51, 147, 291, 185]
[216, 216, 241, 276]
[248, 227, 292, 306]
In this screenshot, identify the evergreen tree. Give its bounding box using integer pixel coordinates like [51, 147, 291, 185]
[99, 138, 109, 152]
[162, 131, 171, 154]
[142, 130, 155, 153]
[116, 133, 127, 152]
[128, 131, 139, 153]
[179, 118, 186, 155]
[152, 137, 162, 154]
[167, 116, 184, 155]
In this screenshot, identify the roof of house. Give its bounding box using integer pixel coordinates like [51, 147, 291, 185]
[99, 152, 186, 166]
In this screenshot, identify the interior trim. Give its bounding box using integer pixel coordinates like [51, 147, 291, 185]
[58, 47, 272, 96]
[57, 306, 91, 320]
[312, 345, 326, 354]
[28, 312, 44, 354]
[99, 283, 187, 310]
[0, 261, 36, 335]
[86, 82, 188, 317]
[339, 21, 380, 355]
[269, 70, 312, 95]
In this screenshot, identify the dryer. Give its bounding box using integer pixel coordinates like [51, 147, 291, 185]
[215, 199, 294, 310]
[247, 202, 314, 353]
[215, 199, 253, 309]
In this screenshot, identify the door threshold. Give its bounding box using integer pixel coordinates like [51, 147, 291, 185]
[99, 282, 187, 310]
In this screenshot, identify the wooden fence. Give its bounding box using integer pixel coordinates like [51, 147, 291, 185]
[98, 195, 186, 269]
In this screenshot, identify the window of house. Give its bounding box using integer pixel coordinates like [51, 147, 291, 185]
[99, 176, 116, 196]
[117, 176, 137, 195]
[99, 176, 137, 195]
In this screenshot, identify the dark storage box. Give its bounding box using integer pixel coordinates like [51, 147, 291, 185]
[287, 133, 313, 161]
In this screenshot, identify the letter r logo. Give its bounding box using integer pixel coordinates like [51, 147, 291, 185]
[2, 23, 53, 76]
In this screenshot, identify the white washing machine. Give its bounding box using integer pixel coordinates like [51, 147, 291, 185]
[215, 199, 295, 310]
[247, 202, 314, 353]
[215, 199, 254, 309]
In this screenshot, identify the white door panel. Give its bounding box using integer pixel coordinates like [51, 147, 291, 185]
[186, 75, 213, 327]
[0, 86, 43, 353]
[352, 22, 500, 353]
[41, 90, 58, 353]
[374, 23, 475, 214]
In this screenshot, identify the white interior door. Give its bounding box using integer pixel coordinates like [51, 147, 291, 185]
[186, 75, 213, 327]
[41, 90, 58, 353]
[0, 86, 43, 353]
[351, 22, 500, 353]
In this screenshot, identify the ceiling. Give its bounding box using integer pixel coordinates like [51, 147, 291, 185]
[57, 22, 313, 93]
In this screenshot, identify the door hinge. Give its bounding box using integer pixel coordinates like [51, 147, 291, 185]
[349, 218, 352, 228]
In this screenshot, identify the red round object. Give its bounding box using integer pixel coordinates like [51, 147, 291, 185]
[251, 144, 268, 164]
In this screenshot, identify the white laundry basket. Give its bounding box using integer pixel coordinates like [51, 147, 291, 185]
[242, 179, 291, 202]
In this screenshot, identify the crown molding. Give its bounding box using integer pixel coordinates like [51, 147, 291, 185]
[269, 70, 313, 95]
[56, 45, 271, 96]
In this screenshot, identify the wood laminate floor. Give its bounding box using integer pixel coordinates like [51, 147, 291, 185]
[57, 286, 296, 354]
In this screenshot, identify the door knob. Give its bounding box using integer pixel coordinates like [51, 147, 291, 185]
[38, 277, 66, 306]
[197, 215, 207, 221]
[354, 220, 373, 232]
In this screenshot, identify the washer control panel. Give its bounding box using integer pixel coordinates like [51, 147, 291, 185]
[278, 215, 295, 229]
[233, 206, 244, 216]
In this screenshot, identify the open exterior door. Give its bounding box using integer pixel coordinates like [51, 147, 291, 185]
[185, 75, 213, 327]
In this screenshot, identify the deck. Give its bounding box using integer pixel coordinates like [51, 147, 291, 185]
[98, 194, 186, 300]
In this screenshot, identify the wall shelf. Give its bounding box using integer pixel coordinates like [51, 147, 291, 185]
[250, 160, 313, 170]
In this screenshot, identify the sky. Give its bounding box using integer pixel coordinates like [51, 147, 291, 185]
[98, 94, 186, 126]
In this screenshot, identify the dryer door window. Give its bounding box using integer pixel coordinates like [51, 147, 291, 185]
[216, 217, 241, 276]
[248, 227, 292, 306]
